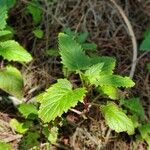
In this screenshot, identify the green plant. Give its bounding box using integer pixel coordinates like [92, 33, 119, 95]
[138, 28, 150, 147]
[26, 0, 44, 40]
[0, 1, 149, 149]
[10, 119, 30, 134]
[18, 131, 40, 150]
[138, 124, 150, 149]
[33, 29, 44, 39]
[0, 141, 12, 150]
[63, 28, 97, 51]
[26, 0, 42, 25]
[10, 103, 58, 149]
[10, 30, 149, 149]
[140, 28, 150, 51]
[120, 97, 145, 120]
[37, 32, 136, 135]
[0, 1, 32, 99]
[146, 63, 150, 72]
[140, 28, 150, 73]
[46, 28, 97, 57]
[9, 103, 40, 149]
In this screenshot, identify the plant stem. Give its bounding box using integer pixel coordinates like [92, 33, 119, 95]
[78, 71, 85, 87]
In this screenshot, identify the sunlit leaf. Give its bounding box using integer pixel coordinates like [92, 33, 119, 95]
[97, 75, 135, 88]
[0, 66, 24, 99]
[33, 29, 44, 39]
[18, 103, 38, 119]
[0, 141, 12, 150]
[37, 79, 87, 123]
[0, 40, 32, 63]
[0, 4, 8, 30]
[101, 102, 135, 135]
[59, 33, 91, 71]
[98, 85, 119, 100]
[10, 119, 29, 134]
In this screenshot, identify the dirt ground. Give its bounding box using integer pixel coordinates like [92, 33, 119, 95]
[0, 0, 150, 149]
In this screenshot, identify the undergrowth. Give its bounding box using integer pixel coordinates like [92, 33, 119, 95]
[0, 0, 150, 150]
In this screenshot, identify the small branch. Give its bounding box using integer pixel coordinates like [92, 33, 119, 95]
[104, 128, 112, 146]
[70, 108, 82, 115]
[70, 108, 87, 119]
[21, 0, 65, 27]
[72, 128, 102, 149]
[75, 15, 85, 33]
[110, 0, 138, 79]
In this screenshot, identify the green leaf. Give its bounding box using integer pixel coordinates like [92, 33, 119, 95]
[43, 126, 58, 144]
[82, 43, 97, 51]
[5, 0, 16, 8]
[26, 1, 42, 24]
[97, 75, 135, 88]
[84, 63, 104, 85]
[0, 4, 8, 30]
[129, 115, 140, 128]
[77, 32, 89, 43]
[140, 29, 150, 51]
[101, 102, 135, 135]
[0, 40, 32, 63]
[5, 25, 15, 35]
[0, 30, 12, 42]
[63, 29, 97, 51]
[46, 48, 59, 57]
[85, 70, 134, 87]
[84, 58, 133, 88]
[19, 131, 40, 149]
[91, 56, 116, 75]
[58, 33, 91, 71]
[98, 85, 119, 100]
[17, 103, 38, 119]
[0, 141, 12, 150]
[37, 79, 87, 123]
[0, 66, 24, 99]
[0, 30, 11, 37]
[139, 124, 150, 146]
[147, 63, 150, 73]
[120, 97, 145, 119]
[63, 28, 75, 38]
[58, 33, 116, 73]
[10, 119, 29, 134]
[33, 29, 44, 39]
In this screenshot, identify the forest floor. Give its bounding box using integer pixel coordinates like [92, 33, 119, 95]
[0, 0, 150, 149]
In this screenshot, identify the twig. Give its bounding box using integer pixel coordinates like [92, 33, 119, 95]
[70, 108, 87, 119]
[104, 128, 112, 146]
[136, 51, 150, 62]
[70, 108, 82, 115]
[21, 0, 65, 27]
[73, 128, 102, 149]
[44, 0, 50, 51]
[123, 51, 150, 73]
[75, 15, 85, 34]
[71, 127, 78, 149]
[109, 0, 138, 79]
